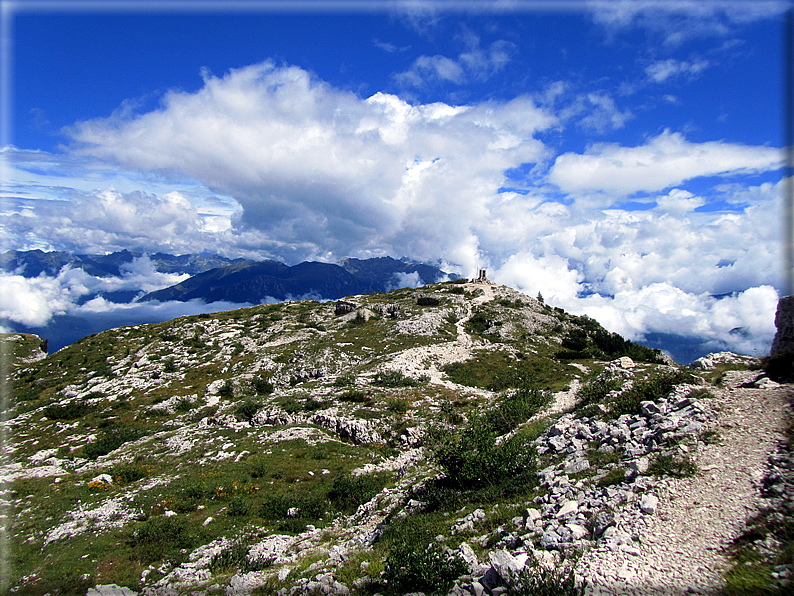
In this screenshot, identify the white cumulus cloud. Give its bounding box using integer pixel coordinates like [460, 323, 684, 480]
[548, 129, 781, 196]
[67, 61, 556, 270]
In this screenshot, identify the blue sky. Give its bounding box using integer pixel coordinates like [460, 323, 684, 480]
[1, 0, 791, 360]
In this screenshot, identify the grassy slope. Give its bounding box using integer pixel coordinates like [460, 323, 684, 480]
[2, 281, 685, 594]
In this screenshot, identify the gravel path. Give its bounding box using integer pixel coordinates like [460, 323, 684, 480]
[386, 282, 496, 389]
[579, 371, 792, 595]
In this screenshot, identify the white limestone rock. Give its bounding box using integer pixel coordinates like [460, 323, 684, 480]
[639, 494, 659, 515]
[86, 584, 138, 596]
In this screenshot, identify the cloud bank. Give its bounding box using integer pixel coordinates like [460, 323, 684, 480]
[4, 60, 785, 360]
[0, 256, 190, 327]
[66, 61, 555, 271]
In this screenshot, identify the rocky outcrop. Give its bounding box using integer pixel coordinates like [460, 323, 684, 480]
[772, 295, 794, 355]
[309, 414, 382, 444]
[372, 303, 401, 319]
[690, 351, 760, 370]
[86, 585, 139, 596]
[334, 301, 357, 316]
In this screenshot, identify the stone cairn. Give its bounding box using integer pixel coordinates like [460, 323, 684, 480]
[471, 269, 496, 285]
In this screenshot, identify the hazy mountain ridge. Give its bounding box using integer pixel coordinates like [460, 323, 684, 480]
[2, 280, 791, 596]
[0, 251, 455, 354]
[0, 249, 247, 278]
[141, 256, 456, 304]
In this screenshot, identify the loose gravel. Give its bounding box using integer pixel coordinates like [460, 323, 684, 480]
[577, 370, 792, 595]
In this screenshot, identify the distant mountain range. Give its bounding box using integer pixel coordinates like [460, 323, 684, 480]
[3, 249, 455, 305]
[0, 250, 743, 363]
[1, 250, 457, 353]
[141, 256, 455, 303]
[0, 249, 245, 278]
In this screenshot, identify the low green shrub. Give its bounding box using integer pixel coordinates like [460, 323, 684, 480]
[250, 460, 268, 479]
[373, 370, 427, 387]
[415, 481, 468, 511]
[278, 396, 303, 414]
[687, 388, 715, 400]
[417, 296, 440, 306]
[328, 474, 386, 513]
[497, 298, 524, 308]
[218, 379, 234, 398]
[465, 312, 493, 335]
[303, 398, 328, 412]
[42, 401, 94, 420]
[353, 407, 382, 420]
[340, 390, 370, 403]
[259, 494, 291, 519]
[83, 426, 145, 460]
[252, 376, 274, 394]
[434, 415, 538, 491]
[350, 311, 367, 325]
[576, 372, 623, 407]
[259, 493, 328, 521]
[586, 447, 623, 468]
[486, 385, 552, 435]
[209, 543, 250, 573]
[334, 373, 356, 387]
[128, 516, 199, 564]
[440, 401, 462, 424]
[508, 557, 584, 596]
[387, 399, 409, 414]
[384, 542, 467, 595]
[277, 517, 313, 534]
[235, 399, 261, 422]
[184, 335, 206, 350]
[173, 480, 207, 512]
[442, 351, 568, 392]
[609, 370, 697, 417]
[111, 463, 149, 484]
[93, 363, 114, 379]
[174, 397, 195, 413]
[228, 496, 252, 517]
